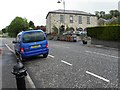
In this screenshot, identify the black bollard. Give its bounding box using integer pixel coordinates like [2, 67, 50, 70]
[12, 61, 27, 90]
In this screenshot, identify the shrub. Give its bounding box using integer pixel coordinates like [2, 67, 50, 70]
[87, 25, 120, 41]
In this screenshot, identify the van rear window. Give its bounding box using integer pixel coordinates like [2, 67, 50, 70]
[23, 32, 45, 43]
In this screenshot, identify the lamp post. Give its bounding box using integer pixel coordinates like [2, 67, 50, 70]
[57, 0, 65, 34]
[57, 0, 65, 12]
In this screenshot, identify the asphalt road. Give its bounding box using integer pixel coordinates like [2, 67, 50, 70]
[0, 37, 2, 90]
[2, 38, 119, 89]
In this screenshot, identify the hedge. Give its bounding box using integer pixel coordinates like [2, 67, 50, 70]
[87, 26, 120, 41]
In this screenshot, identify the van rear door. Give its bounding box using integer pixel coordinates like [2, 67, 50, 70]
[22, 31, 47, 52]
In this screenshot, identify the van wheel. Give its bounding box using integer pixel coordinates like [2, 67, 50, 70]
[43, 54, 48, 58]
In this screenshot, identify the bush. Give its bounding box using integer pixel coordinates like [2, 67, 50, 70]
[87, 25, 120, 41]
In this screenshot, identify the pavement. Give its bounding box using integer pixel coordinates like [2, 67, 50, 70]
[2, 38, 35, 89]
[77, 39, 119, 51]
[87, 44, 119, 51]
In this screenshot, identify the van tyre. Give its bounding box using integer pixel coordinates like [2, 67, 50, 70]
[43, 54, 48, 58]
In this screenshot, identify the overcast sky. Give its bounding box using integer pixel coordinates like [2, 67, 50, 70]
[0, 0, 119, 30]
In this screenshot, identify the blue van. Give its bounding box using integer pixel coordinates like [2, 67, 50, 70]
[12, 30, 49, 61]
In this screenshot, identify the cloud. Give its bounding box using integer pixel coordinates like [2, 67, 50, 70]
[0, 0, 119, 30]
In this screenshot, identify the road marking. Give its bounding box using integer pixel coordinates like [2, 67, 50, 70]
[5, 44, 36, 88]
[26, 72, 36, 88]
[48, 54, 54, 58]
[61, 60, 72, 66]
[85, 50, 119, 59]
[86, 71, 110, 83]
[5, 44, 14, 53]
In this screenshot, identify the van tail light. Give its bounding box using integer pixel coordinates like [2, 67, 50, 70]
[46, 44, 48, 48]
[20, 48, 24, 53]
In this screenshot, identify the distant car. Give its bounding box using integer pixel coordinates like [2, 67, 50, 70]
[63, 31, 73, 35]
[12, 30, 49, 61]
[75, 31, 87, 36]
[81, 31, 87, 35]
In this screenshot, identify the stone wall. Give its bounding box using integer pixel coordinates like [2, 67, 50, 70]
[91, 38, 120, 49]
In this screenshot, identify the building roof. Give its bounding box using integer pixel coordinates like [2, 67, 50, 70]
[46, 9, 96, 18]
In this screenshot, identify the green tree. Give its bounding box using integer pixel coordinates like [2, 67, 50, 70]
[117, 16, 120, 24]
[95, 11, 105, 19]
[96, 10, 120, 25]
[0, 30, 2, 34]
[2, 28, 6, 33]
[52, 25, 58, 35]
[2, 26, 9, 34]
[29, 21, 35, 29]
[110, 10, 120, 17]
[40, 25, 46, 32]
[103, 14, 112, 19]
[95, 11, 100, 19]
[100, 11, 105, 17]
[66, 25, 70, 31]
[7, 17, 29, 37]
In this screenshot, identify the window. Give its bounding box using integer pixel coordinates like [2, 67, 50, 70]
[70, 15, 73, 23]
[79, 16, 82, 24]
[87, 17, 90, 24]
[23, 32, 45, 43]
[60, 15, 64, 23]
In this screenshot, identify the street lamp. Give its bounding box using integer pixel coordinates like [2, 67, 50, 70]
[57, 0, 65, 12]
[57, 0, 65, 33]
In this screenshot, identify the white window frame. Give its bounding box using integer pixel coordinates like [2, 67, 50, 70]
[87, 16, 90, 24]
[79, 16, 82, 24]
[70, 15, 73, 23]
[60, 15, 64, 23]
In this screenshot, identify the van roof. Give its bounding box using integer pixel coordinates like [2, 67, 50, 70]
[17, 29, 44, 36]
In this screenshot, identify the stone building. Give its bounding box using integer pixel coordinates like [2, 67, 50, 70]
[46, 9, 98, 34]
